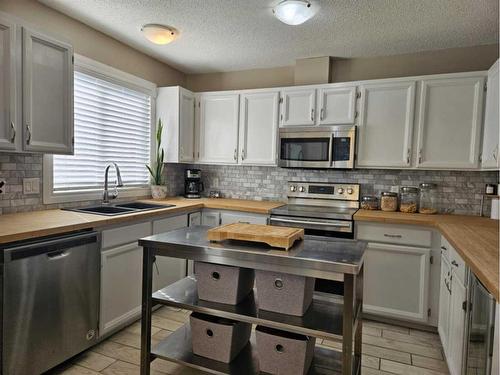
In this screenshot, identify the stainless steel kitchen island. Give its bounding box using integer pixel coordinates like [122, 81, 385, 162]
[139, 226, 366, 375]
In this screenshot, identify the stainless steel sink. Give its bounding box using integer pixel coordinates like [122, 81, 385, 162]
[73, 206, 136, 216]
[115, 202, 174, 210]
[65, 201, 176, 216]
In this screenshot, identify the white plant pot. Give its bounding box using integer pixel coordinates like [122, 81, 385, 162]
[151, 185, 168, 200]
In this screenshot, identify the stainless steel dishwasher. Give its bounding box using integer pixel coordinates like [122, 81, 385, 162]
[2, 230, 100, 375]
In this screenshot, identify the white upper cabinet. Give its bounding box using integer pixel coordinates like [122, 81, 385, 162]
[22, 27, 73, 154]
[481, 60, 499, 170]
[157, 86, 196, 163]
[0, 14, 17, 151]
[280, 88, 316, 126]
[198, 93, 239, 164]
[317, 86, 357, 125]
[357, 81, 416, 168]
[416, 75, 485, 169]
[239, 90, 279, 165]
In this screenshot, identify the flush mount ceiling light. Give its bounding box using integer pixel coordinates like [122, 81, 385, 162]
[141, 24, 178, 45]
[273, 0, 315, 26]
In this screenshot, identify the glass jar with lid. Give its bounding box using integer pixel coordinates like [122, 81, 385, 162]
[419, 183, 438, 214]
[361, 195, 379, 210]
[380, 192, 398, 212]
[399, 186, 419, 213]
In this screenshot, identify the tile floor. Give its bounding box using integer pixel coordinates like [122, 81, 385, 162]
[49, 307, 450, 375]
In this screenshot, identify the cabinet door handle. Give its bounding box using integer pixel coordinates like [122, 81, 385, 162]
[384, 233, 402, 239]
[311, 108, 314, 122]
[406, 148, 411, 164]
[320, 108, 324, 121]
[418, 149, 422, 164]
[233, 149, 237, 161]
[451, 260, 459, 267]
[10, 121, 15, 143]
[241, 149, 245, 160]
[440, 246, 447, 251]
[26, 124, 31, 145]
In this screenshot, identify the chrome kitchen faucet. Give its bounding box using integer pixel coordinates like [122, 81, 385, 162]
[103, 163, 124, 204]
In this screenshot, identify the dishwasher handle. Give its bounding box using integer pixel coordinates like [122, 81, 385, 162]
[3, 231, 98, 262]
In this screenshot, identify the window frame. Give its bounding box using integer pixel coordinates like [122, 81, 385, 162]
[43, 54, 158, 204]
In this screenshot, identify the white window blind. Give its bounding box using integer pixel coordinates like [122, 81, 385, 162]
[53, 71, 151, 192]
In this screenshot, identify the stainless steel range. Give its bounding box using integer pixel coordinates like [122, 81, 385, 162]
[270, 181, 360, 296]
[270, 181, 360, 239]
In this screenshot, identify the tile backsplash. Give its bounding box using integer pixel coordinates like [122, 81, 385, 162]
[165, 163, 499, 216]
[0, 153, 497, 216]
[0, 152, 149, 214]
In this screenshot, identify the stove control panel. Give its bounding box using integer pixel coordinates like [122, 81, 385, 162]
[287, 182, 360, 201]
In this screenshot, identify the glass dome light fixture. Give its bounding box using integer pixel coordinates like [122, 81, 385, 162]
[272, 0, 315, 26]
[141, 24, 178, 45]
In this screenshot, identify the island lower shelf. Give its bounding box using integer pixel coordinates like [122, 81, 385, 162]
[152, 276, 361, 342]
[152, 324, 359, 375]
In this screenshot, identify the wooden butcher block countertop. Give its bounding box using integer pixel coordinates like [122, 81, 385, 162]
[355, 210, 499, 301]
[0, 197, 285, 245]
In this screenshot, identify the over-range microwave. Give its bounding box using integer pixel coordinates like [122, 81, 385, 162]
[278, 126, 356, 169]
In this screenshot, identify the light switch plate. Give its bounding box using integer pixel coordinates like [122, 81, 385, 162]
[23, 178, 40, 195]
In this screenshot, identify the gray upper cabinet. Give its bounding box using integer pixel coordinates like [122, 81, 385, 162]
[0, 14, 17, 151]
[22, 27, 74, 154]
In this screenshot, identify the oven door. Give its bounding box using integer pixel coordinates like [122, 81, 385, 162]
[332, 127, 355, 169]
[278, 130, 333, 168]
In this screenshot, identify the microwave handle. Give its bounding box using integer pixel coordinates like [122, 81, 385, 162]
[330, 134, 335, 167]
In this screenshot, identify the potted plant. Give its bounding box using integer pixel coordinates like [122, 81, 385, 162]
[147, 118, 168, 199]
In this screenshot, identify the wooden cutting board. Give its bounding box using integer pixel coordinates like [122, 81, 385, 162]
[207, 223, 304, 250]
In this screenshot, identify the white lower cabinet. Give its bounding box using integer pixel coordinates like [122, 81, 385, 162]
[99, 214, 189, 337]
[448, 272, 467, 375]
[100, 240, 148, 336]
[152, 215, 189, 292]
[356, 222, 434, 324]
[438, 255, 451, 354]
[363, 242, 431, 323]
[439, 236, 468, 375]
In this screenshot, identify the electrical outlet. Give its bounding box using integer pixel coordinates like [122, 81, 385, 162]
[212, 177, 219, 188]
[0, 179, 5, 195]
[23, 178, 40, 195]
[390, 185, 400, 193]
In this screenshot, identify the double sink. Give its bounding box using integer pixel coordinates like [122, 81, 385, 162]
[67, 201, 175, 216]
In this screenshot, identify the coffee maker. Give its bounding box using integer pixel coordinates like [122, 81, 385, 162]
[184, 169, 204, 199]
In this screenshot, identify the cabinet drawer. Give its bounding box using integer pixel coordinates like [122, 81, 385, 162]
[356, 223, 431, 247]
[220, 211, 268, 225]
[101, 222, 151, 249]
[153, 214, 187, 234]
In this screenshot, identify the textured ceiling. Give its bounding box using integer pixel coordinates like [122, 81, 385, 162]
[39, 0, 499, 74]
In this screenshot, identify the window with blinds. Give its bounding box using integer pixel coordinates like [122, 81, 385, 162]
[53, 70, 151, 192]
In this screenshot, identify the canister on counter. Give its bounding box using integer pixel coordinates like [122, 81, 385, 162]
[419, 183, 438, 214]
[399, 186, 419, 213]
[380, 192, 398, 212]
[361, 195, 379, 210]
